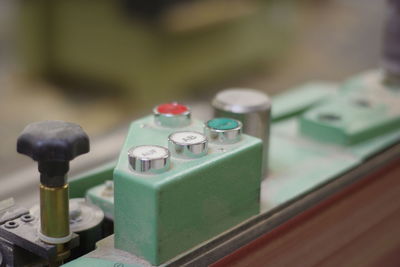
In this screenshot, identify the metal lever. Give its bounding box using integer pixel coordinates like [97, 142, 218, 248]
[17, 120, 89, 263]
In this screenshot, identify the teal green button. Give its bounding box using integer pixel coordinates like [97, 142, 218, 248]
[207, 118, 240, 130]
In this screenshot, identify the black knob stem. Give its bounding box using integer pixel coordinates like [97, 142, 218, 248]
[39, 161, 69, 187]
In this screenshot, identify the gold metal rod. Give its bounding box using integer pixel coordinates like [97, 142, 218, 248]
[40, 184, 70, 238]
[40, 184, 71, 263]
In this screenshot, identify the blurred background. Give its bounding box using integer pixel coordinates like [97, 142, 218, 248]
[0, 0, 386, 179]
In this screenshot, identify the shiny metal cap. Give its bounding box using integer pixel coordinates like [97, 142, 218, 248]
[212, 89, 271, 114]
[212, 88, 271, 177]
[153, 103, 191, 128]
[204, 118, 242, 144]
[128, 145, 170, 174]
[168, 131, 208, 158]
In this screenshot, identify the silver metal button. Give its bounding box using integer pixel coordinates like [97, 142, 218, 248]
[168, 131, 208, 158]
[128, 145, 170, 173]
[204, 118, 242, 144]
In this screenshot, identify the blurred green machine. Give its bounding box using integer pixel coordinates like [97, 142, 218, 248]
[2, 0, 400, 264]
[20, 0, 300, 105]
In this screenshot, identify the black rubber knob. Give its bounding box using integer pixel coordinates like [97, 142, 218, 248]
[17, 120, 90, 187]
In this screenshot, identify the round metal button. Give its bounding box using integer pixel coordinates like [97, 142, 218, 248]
[205, 118, 242, 144]
[128, 145, 170, 173]
[168, 131, 208, 158]
[153, 103, 191, 128]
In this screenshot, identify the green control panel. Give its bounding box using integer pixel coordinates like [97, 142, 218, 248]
[65, 72, 400, 267]
[2, 1, 400, 265]
[113, 104, 262, 264]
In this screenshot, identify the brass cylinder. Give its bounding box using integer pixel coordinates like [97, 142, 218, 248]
[40, 184, 70, 238]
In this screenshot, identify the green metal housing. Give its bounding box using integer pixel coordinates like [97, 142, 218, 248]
[300, 71, 400, 145]
[64, 70, 400, 267]
[113, 116, 262, 264]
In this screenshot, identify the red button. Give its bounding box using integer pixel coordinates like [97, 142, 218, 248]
[156, 103, 189, 115]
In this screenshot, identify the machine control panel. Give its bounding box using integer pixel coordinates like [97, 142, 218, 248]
[113, 103, 263, 265]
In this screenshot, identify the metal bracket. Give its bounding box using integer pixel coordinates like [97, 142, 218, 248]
[0, 210, 79, 264]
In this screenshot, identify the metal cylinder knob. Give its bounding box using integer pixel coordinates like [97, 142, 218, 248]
[212, 88, 271, 177]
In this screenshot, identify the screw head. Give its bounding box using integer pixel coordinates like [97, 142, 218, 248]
[21, 214, 34, 223]
[4, 220, 19, 229]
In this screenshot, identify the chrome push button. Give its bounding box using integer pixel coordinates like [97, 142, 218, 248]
[153, 103, 191, 128]
[128, 145, 170, 174]
[168, 131, 208, 159]
[204, 118, 242, 144]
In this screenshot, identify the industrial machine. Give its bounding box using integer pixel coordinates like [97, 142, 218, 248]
[19, 0, 299, 105]
[1, 0, 400, 266]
